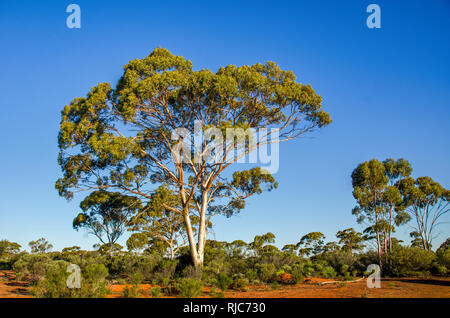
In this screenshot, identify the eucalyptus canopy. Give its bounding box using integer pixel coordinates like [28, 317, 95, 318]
[57, 48, 331, 266]
[398, 176, 450, 250]
[351, 158, 412, 265]
[73, 191, 141, 253]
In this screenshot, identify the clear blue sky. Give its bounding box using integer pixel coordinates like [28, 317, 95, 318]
[0, 0, 449, 252]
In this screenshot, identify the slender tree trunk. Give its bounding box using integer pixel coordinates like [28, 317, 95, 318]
[376, 232, 383, 268]
[196, 190, 209, 267]
[388, 206, 393, 254]
[183, 206, 200, 266]
[375, 211, 383, 269]
[169, 244, 175, 260]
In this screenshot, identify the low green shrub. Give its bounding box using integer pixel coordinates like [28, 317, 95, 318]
[33, 263, 109, 298]
[387, 245, 436, 277]
[232, 277, 249, 290]
[257, 263, 276, 283]
[290, 264, 304, 283]
[12, 254, 54, 284]
[150, 286, 162, 298]
[216, 273, 233, 291]
[122, 284, 143, 298]
[271, 281, 280, 290]
[176, 278, 203, 298]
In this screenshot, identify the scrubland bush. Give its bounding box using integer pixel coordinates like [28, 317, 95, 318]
[33, 263, 109, 298]
[153, 259, 178, 285]
[12, 254, 55, 284]
[232, 275, 249, 290]
[215, 273, 233, 291]
[176, 278, 203, 298]
[182, 265, 202, 280]
[5, 234, 447, 299]
[256, 263, 277, 283]
[122, 284, 143, 298]
[387, 245, 436, 277]
[149, 286, 162, 298]
[290, 264, 304, 283]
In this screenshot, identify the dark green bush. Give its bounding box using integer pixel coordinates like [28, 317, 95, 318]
[290, 264, 304, 283]
[176, 278, 203, 298]
[257, 263, 276, 283]
[122, 284, 143, 298]
[215, 273, 233, 291]
[154, 259, 178, 284]
[33, 262, 109, 298]
[13, 254, 57, 284]
[232, 276, 249, 290]
[149, 286, 162, 298]
[387, 245, 436, 277]
[245, 269, 259, 283]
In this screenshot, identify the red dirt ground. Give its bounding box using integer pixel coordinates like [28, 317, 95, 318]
[108, 277, 450, 298]
[0, 271, 31, 298]
[2, 270, 449, 298]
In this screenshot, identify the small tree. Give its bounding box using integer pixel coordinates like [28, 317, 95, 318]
[336, 228, 367, 254]
[73, 191, 141, 255]
[126, 233, 151, 254]
[0, 240, 21, 257]
[29, 238, 53, 254]
[398, 176, 450, 250]
[129, 185, 191, 260]
[249, 232, 275, 257]
[351, 158, 411, 266]
[296, 232, 325, 257]
[97, 243, 123, 256]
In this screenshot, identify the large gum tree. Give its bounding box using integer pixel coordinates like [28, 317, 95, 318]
[56, 48, 331, 266]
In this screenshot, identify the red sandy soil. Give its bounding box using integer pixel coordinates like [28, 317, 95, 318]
[2, 270, 449, 298]
[0, 271, 31, 298]
[108, 277, 450, 298]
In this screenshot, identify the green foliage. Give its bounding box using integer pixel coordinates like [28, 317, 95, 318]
[322, 266, 337, 279]
[297, 232, 325, 257]
[176, 278, 203, 298]
[208, 286, 225, 298]
[74, 191, 141, 251]
[232, 276, 249, 290]
[81, 264, 110, 297]
[34, 263, 109, 298]
[33, 262, 73, 298]
[56, 47, 331, 267]
[0, 240, 22, 269]
[122, 284, 143, 298]
[153, 259, 178, 284]
[320, 250, 360, 276]
[0, 240, 21, 257]
[398, 177, 450, 251]
[245, 269, 258, 283]
[29, 238, 53, 254]
[149, 286, 162, 298]
[290, 264, 304, 283]
[336, 228, 367, 253]
[126, 233, 151, 254]
[249, 232, 276, 256]
[387, 245, 436, 276]
[270, 281, 280, 290]
[256, 263, 277, 283]
[13, 254, 54, 283]
[436, 238, 450, 268]
[107, 253, 161, 282]
[96, 243, 124, 256]
[216, 273, 233, 291]
[351, 158, 412, 263]
[129, 185, 188, 260]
